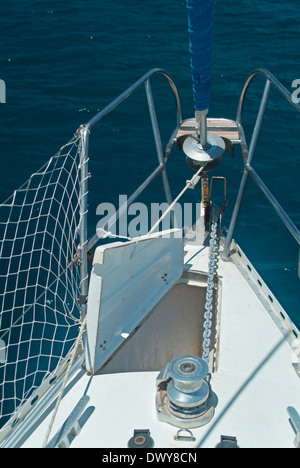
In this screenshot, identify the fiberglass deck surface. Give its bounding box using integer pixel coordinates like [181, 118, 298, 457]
[22, 244, 300, 448]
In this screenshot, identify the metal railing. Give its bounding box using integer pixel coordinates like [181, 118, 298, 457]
[2, 67, 299, 448]
[78, 69, 182, 315]
[0, 69, 182, 447]
[222, 68, 300, 276]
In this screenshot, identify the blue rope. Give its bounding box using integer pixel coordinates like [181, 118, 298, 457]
[186, 0, 213, 112]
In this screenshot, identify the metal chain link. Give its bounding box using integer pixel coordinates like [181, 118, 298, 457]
[202, 205, 220, 365]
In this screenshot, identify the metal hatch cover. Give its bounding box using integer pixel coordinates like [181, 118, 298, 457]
[85, 229, 183, 374]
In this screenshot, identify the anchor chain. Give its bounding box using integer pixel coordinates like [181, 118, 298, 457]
[202, 205, 221, 365]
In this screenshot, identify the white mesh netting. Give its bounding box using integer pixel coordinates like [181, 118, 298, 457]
[0, 132, 86, 429]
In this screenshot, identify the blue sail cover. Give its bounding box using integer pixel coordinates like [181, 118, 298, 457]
[186, 0, 213, 112]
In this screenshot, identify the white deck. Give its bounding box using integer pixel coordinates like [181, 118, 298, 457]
[20, 239, 300, 449]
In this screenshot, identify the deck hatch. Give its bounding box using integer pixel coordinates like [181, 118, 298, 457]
[85, 230, 183, 374]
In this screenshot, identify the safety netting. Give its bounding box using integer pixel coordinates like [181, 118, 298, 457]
[0, 132, 85, 430]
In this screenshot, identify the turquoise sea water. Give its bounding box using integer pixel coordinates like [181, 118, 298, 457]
[0, 0, 299, 333]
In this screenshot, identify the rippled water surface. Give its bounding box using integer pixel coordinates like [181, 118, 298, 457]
[0, 0, 299, 327]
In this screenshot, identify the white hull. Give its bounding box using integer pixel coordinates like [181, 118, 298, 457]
[18, 238, 300, 448]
